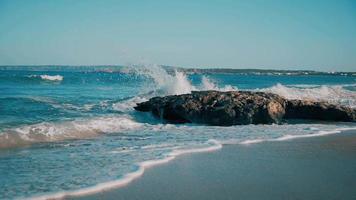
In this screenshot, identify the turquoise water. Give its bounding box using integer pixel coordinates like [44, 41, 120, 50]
[0, 66, 355, 199]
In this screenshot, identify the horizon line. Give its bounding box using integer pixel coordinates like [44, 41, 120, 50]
[0, 64, 355, 73]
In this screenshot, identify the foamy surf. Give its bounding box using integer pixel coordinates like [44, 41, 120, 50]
[0, 115, 142, 149]
[260, 83, 356, 107]
[23, 126, 355, 200]
[238, 127, 356, 145]
[40, 75, 63, 81]
[3, 122, 355, 200]
[28, 74, 64, 81]
[131, 64, 195, 95]
[200, 76, 238, 91]
[129, 64, 239, 96]
[2, 65, 356, 200]
[26, 140, 222, 200]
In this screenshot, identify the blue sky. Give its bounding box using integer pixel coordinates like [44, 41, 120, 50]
[0, 0, 355, 71]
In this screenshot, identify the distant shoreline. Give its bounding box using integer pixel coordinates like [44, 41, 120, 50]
[0, 65, 355, 76]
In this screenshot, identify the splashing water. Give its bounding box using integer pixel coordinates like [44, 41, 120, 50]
[0, 115, 142, 149]
[40, 75, 63, 81]
[131, 64, 196, 95]
[1, 65, 355, 200]
[261, 83, 356, 107]
[200, 76, 238, 91]
[131, 64, 238, 95]
[27, 74, 64, 81]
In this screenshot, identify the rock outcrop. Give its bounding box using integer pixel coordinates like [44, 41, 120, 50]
[134, 91, 355, 126]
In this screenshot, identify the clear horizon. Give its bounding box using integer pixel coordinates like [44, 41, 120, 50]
[1, 64, 356, 73]
[0, 0, 355, 71]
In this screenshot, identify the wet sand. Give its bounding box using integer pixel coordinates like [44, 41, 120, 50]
[70, 130, 356, 200]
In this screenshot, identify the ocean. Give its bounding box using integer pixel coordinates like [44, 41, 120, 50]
[0, 65, 355, 199]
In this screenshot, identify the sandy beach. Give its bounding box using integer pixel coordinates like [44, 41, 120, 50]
[69, 130, 356, 200]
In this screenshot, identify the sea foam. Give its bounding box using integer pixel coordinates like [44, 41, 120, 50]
[26, 125, 356, 200]
[28, 74, 64, 81]
[260, 83, 356, 107]
[131, 64, 238, 96]
[40, 75, 63, 81]
[238, 127, 356, 145]
[28, 140, 222, 200]
[0, 115, 142, 149]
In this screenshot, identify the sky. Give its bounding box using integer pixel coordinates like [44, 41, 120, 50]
[0, 0, 355, 71]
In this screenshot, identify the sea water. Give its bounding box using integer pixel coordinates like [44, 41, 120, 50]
[0, 65, 355, 199]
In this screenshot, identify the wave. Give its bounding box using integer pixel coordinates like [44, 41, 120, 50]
[0, 115, 142, 149]
[28, 139, 222, 200]
[130, 64, 238, 96]
[26, 125, 356, 200]
[238, 127, 356, 145]
[137, 65, 355, 108]
[28, 74, 63, 81]
[132, 65, 355, 108]
[131, 64, 196, 95]
[260, 83, 356, 108]
[40, 75, 63, 81]
[200, 76, 238, 91]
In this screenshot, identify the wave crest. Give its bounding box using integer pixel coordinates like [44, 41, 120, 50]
[261, 83, 356, 107]
[28, 74, 64, 81]
[0, 115, 142, 149]
[200, 76, 238, 91]
[132, 64, 195, 95]
[40, 75, 63, 81]
[132, 64, 237, 95]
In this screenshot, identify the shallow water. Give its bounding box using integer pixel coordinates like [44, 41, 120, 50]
[72, 131, 356, 200]
[0, 65, 355, 199]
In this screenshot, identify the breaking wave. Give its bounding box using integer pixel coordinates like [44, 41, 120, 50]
[129, 64, 195, 95]
[131, 64, 237, 96]
[28, 74, 64, 81]
[27, 126, 356, 200]
[200, 76, 238, 91]
[40, 75, 63, 81]
[2, 65, 356, 200]
[0, 115, 142, 149]
[134, 65, 355, 108]
[261, 83, 356, 107]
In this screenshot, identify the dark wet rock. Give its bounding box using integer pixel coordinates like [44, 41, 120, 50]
[135, 91, 355, 126]
[285, 100, 356, 121]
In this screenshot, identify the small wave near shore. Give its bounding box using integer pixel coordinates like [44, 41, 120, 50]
[26, 126, 356, 200]
[0, 115, 141, 149]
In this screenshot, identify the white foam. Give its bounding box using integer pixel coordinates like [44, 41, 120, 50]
[141, 143, 174, 150]
[131, 65, 238, 96]
[27, 140, 222, 200]
[169, 140, 222, 156]
[26, 167, 146, 200]
[40, 75, 63, 81]
[23, 126, 356, 200]
[0, 115, 142, 149]
[200, 76, 237, 91]
[260, 83, 356, 107]
[273, 130, 339, 141]
[112, 96, 148, 112]
[239, 139, 266, 145]
[132, 64, 195, 95]
[238, 127, 356, 145]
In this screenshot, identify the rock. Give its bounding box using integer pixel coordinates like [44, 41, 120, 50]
[285, 99, 356, 121]
[134, 91, 355, 126]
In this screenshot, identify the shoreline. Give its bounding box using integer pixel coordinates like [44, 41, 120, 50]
[28, 140, 223, 200]
[71, 130, 356, 200]
[26, 127, 356, 200]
